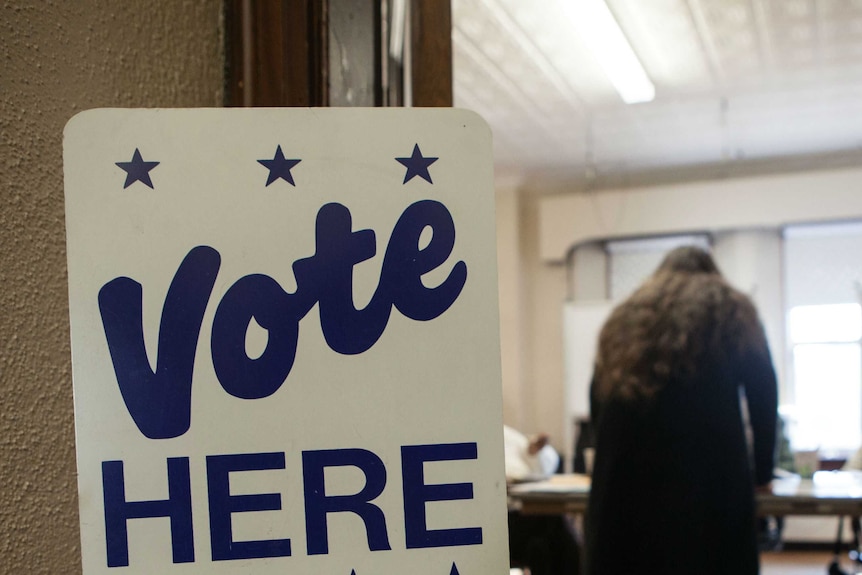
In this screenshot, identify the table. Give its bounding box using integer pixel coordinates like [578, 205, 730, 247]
[507, 471, 862, 517]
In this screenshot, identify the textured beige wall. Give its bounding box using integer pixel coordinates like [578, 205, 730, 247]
[495, 186, 527, 431]
[494, 184, 569, 452]
[519, 194, 567, 448]
[1, 2, 223, 572]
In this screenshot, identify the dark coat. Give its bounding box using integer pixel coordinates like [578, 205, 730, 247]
[585, 273, 777, 575]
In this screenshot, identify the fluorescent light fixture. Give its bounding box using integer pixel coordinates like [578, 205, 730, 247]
[568, 0, 655, 104]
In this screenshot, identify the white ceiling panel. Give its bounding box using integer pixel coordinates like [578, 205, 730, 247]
[452, 0, 862, 188]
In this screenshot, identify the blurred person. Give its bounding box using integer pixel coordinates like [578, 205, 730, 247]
[504, 425, 560, 481]
[585, 246, 777, 575]
[505, 425, 581, 574]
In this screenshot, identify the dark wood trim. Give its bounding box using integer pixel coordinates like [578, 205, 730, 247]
[283, 1, 329, 106]
[225, 0, 246, 106]
[410, 0, 452, 107]
[309, 1, 329, 106]
[226, 0, 452, 108]
[225, 0, 329, 107]
[253, 1, 287, 106]
[373, 0, 384, 106]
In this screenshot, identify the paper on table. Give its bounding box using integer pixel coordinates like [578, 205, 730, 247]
[508, 474, 591, 493]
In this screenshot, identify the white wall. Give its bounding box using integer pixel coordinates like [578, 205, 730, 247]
[540, 166, 862, 263]
[496, 185, 527, 429]
[569, 243, 606, 301]
[496, 191, 567, 449]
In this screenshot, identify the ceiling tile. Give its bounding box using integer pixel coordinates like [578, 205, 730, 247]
[452, 0, 862, 185]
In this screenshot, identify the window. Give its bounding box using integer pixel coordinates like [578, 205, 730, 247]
[783, 222, 862, 455]
[787, 304, 862, 452]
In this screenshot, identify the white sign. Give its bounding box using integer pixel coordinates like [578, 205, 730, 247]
[63, 108, 506, 574]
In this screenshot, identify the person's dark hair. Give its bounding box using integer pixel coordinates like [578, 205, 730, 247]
[594, 246, 764, 401]
[655, 245, 721, 276]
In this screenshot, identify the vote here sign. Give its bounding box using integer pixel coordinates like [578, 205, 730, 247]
[63, 108, 507, 575]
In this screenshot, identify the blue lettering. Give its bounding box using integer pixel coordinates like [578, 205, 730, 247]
[401, 443, 482, 549]
[385, 200, 467, 322]
[99, 201, 465, 438]
[210, 276, 306, 400]
[102, 458, 195, 567]
[302, 448, 391, 555]
[293, 203, 388, 354]
[98, 246, 220, 439]
[101, 442, 482, 565]
[206, 452, 292, 561]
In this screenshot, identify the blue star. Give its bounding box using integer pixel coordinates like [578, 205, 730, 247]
[116, 148, 159, 189]
[396, 143, 438, 184]
[258, 145, 301, 186]
[450, 562, 460, 575]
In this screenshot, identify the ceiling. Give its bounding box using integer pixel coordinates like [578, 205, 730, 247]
[451, 0, 862, 190]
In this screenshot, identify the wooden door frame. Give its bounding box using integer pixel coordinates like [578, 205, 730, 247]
[225, 0, 451, 107]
